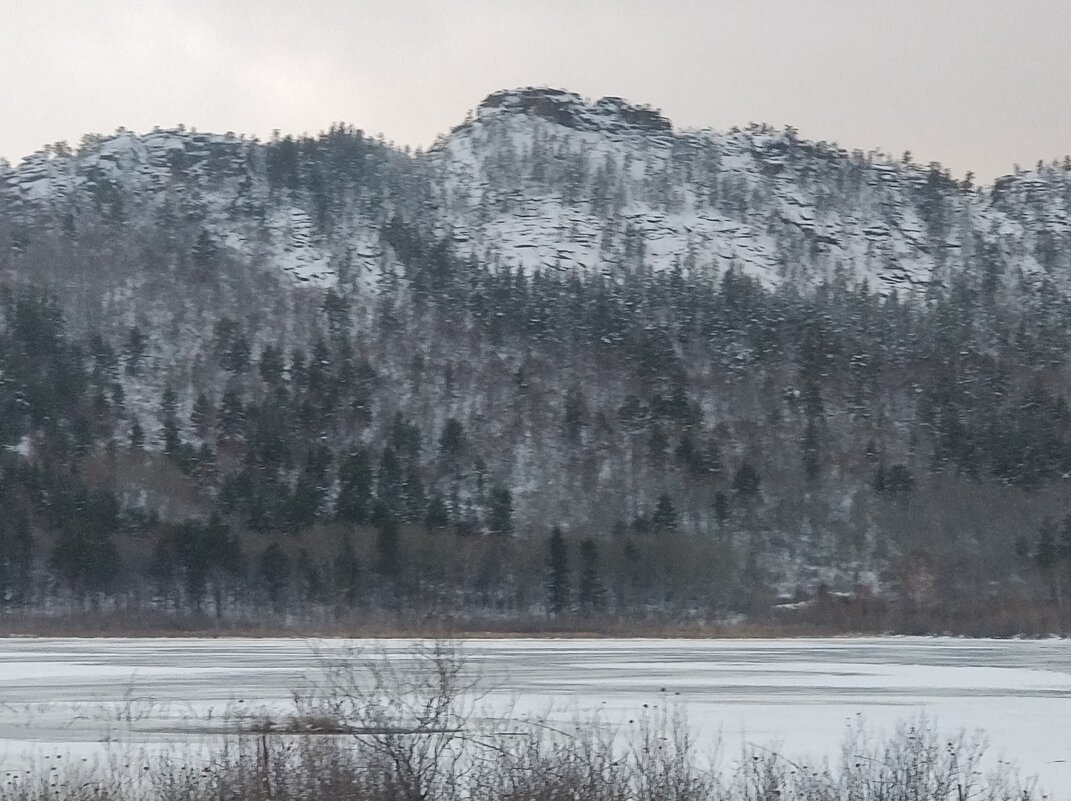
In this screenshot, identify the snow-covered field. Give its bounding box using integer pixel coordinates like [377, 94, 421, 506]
[0, 637, 1067, 792]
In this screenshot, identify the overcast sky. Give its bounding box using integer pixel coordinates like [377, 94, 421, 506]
[4, 0, 1070, 182]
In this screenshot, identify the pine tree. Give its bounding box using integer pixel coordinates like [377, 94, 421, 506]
[307, 338, 331, 398]
[402, 464, 426, 523]
[336, 449, 374, 524]
[374, 504, 402, 578]
[334, 533, 361, 606]
[439, 418, 466, 460]
[322, 289, 350, 340]
[377, 446, 404, 516]
[289, 348, 308, 391]
[297, 548, 326, 604]
[51, 489, 121, 596]
[802, 419, 821, 480]
[487, 486, 513, 536]
[222, 333, 252, 374]
[545, 527, 570, 615]
[652, 493, 678, 531]
[190, 392, 212, 438]
[128, 417, 145, 450]
[258, 344, 285, 386]
[218, 388, 245, 442]
[713, 491, 729, 526]
[191, 229, 219, 276]
[577, 538, 605, 612]
[732, 461, 761, 500]
[0, 509, 32, 605]
[259, 542, 290, 610]
[563, 386, 587, 445]
[1036, 518, 1060, 603]
[204, 514, 242, 619]
[124, 326, 147, 376]
[872, 461, 887, 493]
[425, 493, 450, 531]
[885, 464, 915, 495]
[289, 444, 331, 528]
[196, 443, 217, 479]
[159, 384, 181, 456]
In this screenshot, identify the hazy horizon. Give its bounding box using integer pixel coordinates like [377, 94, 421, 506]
[5, 1, 1071, 183]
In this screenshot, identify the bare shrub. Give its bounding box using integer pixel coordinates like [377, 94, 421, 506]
[311, 640, 486, 801]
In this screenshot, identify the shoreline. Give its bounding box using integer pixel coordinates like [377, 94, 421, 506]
[0, 617, 1066, 641]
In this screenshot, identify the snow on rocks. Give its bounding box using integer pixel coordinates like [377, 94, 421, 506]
[5, 89, 1071, 299]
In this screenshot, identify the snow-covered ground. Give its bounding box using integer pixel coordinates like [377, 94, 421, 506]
[0, 637, 1067, 793]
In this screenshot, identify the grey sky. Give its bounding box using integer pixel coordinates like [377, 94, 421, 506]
[4, 0, 1070, 182]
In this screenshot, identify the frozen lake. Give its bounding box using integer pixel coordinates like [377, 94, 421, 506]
[0, 636, 1068, 793]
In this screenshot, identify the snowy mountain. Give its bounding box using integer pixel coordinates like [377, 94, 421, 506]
[4, 87, 1071, 299]
[1, 88, 1070, 625]
[1, 129, 347, 286]
[435, 89, 1071, 295]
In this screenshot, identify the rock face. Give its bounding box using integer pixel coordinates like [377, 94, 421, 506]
[432, 89, 1071, 297]
[478, 88, 673, 135]
[3, 87, 1071, 298]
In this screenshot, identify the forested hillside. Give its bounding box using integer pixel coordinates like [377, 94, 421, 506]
[1, 88, 1070, 632]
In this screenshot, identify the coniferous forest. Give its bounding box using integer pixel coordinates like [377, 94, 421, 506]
[2, 89, 1071, 633]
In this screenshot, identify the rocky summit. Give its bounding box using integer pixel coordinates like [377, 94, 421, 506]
[4, 87, 1071, 299]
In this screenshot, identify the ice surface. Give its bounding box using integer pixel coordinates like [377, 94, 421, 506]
[0, 637, 1067, 793]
